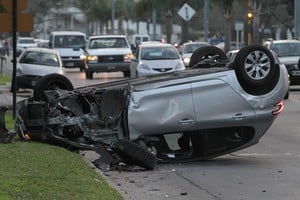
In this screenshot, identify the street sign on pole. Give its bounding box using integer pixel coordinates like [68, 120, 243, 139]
[177, 3, 195, 22]
[0, 0, 33, 32]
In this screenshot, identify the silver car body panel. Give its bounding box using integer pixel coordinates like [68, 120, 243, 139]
[128, 66, 288, 142]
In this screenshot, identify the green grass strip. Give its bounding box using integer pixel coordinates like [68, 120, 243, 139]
[0, 75, 11, 85]
[0, 141, 123, 200]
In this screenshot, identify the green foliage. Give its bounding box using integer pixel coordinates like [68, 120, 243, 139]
[0, 75, 11, 85]
[0, 141, 123, 200]
[4, 111, 14, 130]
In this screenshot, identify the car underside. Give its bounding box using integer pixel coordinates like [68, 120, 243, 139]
[0, 45, 289, 170]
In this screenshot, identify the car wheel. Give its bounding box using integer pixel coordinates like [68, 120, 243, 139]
[114, 139, 158, 170]
[33, 74, 74, 101]
[80, 66, 84, 72]
[86, 70, 93, 79]
[189, 46, 227, 68]
[284, 91, 289, 99]
[123, 70, 130, 78]
[233, 45, 279, 95]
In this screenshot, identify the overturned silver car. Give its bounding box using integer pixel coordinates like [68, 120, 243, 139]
[2, 45, 289, 170]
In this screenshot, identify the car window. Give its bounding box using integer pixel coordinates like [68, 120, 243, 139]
[54, 35, 85, 48]
[20, 51, 59, 67]
[183, 44, 208, 53]
[89, 38, 129, 49]
[270, 43, 300, 57]
[141, 46, 179, 60]
[18, 39, 35, 44]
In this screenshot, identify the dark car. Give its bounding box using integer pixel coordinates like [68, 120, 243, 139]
[263, 39, 300, 85]
[1, 45, 289, 170]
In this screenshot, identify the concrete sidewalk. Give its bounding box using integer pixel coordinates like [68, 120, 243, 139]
[0, 54, 13, 108]
[0, 82, 13, 109]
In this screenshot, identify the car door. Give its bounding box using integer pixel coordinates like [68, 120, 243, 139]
[127, 83, 197, 139]
[191, 79, 256, 129]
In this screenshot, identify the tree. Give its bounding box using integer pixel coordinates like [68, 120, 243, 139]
[223, 0, 234, 52]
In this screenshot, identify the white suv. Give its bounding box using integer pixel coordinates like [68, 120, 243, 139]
[17, 37, 37, 56]
[263, 39, 300, 85]
[84, 35, 132, 79]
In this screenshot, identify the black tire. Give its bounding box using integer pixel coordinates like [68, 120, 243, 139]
[123, 70, 130, 78]
[80, 66, 84, 72]
[284, 91, 289, 99]
[189, 46, 227, 68]
[114, 139, 158, 170]
[33, 73, 74, 101]
[233, 45, 279, 95]
[86, 70, 93, 79]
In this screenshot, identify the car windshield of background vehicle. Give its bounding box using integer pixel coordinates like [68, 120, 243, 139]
[18, 39, 35, 44]
[141, 47, 179, 60]
[270, 43, 300, 57]
[54, 35, 85, 48]
[20, 51, 59, 67]
[184, 44, 208, 53]
[89, 38, 129, 49]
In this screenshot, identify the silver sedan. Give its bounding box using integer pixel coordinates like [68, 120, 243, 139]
[2, 45, 289, 170]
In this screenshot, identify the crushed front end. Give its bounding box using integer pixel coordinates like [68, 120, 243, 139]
[16, 88, 130, 149]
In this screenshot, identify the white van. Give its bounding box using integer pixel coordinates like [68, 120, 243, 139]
[49, 31, 86, 72]
[130, 34, 150, 50]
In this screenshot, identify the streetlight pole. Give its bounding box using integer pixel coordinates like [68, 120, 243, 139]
[204, 0, 209, 42]
[111, 0, 115, 34]
[295, 0, 300, 39]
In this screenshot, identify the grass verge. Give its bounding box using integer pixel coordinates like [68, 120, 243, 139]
[1, 112, 123, 200]
[0, 141, 123, 200]
[4, 111, 14, 130]
[0, 75, 11, 85]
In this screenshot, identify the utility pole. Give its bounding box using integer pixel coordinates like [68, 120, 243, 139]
[204, 0, 209, 42]
[111, 0, 115, 34]
[295, 0, 300, 39]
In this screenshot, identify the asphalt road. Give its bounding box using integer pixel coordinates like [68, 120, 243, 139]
[62, 69, 300, 200]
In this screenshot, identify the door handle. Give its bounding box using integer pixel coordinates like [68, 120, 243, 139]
[232, 113, 246, 120]
[178, 119, 195, 125]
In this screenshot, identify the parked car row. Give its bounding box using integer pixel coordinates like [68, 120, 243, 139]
[15, 32, 300, 95]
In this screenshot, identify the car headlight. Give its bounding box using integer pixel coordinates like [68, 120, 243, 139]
[87, 55, 98, 63]
[138, 63, 151, 70]
[175, 62, 185, 70]
[183, 57, 190, 65]
[80, 54, 86, 60]
[124, 53, 134, 62]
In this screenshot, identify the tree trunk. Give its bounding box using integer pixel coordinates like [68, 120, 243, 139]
[252, 0, 262, 44]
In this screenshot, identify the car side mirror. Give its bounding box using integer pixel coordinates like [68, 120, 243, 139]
[131, 57, 137, 62]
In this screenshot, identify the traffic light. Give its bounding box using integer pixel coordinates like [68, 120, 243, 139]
[247, 10, 253, 24]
